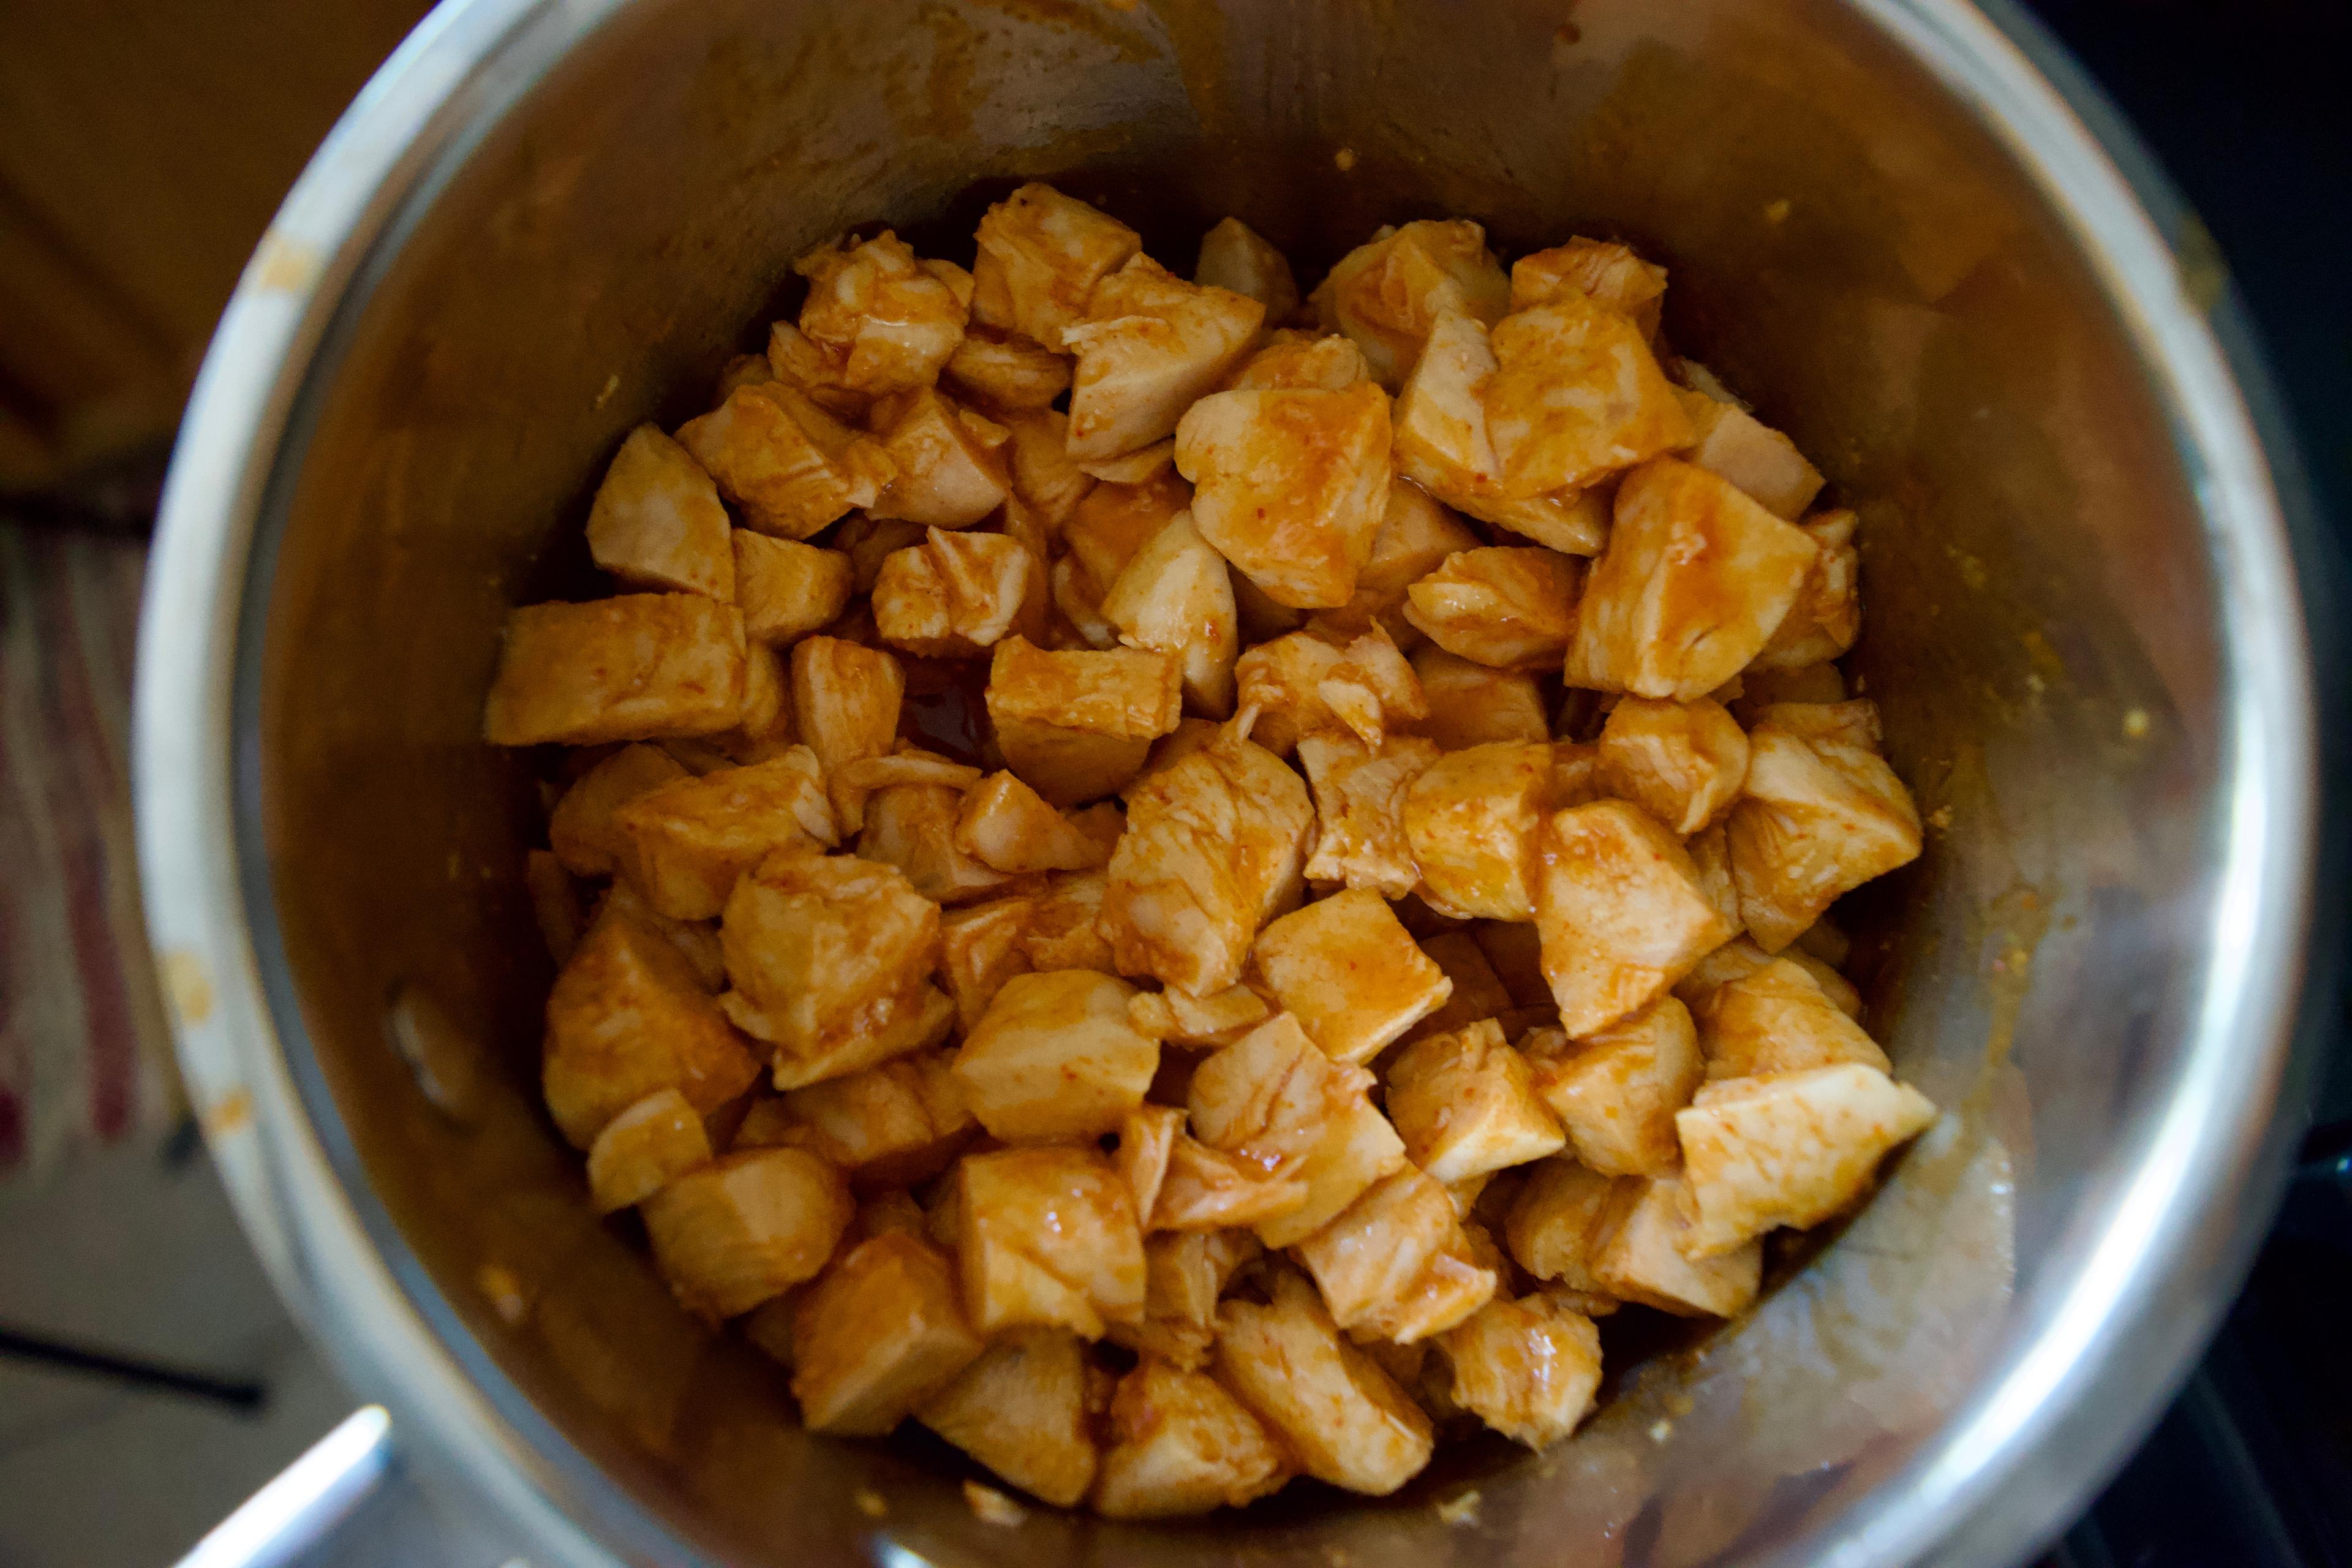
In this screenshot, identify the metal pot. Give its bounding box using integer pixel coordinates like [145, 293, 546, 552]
[135, 0, 2318, 1564]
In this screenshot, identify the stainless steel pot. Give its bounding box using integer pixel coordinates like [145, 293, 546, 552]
[135, 1, 2318, 1564]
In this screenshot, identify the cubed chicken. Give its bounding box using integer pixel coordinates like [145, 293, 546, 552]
[793, 230, 970, 394]
[791, 1232, 982, 1434]
[1294, 1166, 1498, 1343]
[586, 425, 735, 599]
[597, 878, 726, 990]
[1511, 237, 1666, 329]
[1081, 439, 1176, 485]
[1502, 1157, 1621, 1296]
[1588, 1174, 1761, 1317]
[1533, 800, 1736, 1035]
[1063, 469, 1191, 602]
[1147, 1135, 1310, 1232]
[1094, 1358, 1292, 1518]
[1195, 216, 1301, 320]
[1403, 546, 1583, 671]
[1595, 695, 1751, 834]
[952, 771, 1110, 873]
[858, 779, 1019, 905]
[957, 1145, 1147, 1338]
[1696, 958, 1888, 1080]
[1676, 1064, 1938, 1256]
[641, 1146, 852, 1319]
[1342, 479, 1483, 642]
[549, 744, 691, 876]
[986, 636, 1184, 807]
[1386, 1020, 1567, 1183]
[1484, 295, 1692, 497]
[675, 382, 894, 539]
[953, 971, 1158, 1141]
[1314, 624, 1428, 750]
[1126, 983, 1272, 1050]
[1215, 1270, 1435, 1494]
[1676, 935, 1858, 1019]
[1298, 733, 1442, 897]
[611, 749, 836, 919]
[1101, 510, 1240, 715]
[1175, 382, 1393, 609]
[1231, 628, 1348, 756]
[1439, 1294, 1604, 1449]
[867, 390, 1011, 528]
[733, 534, 854, 646]
[1725, 723, 1922, 951]
[1226, 330, 1371, 392]
[1253, 889, 1454, 1065]
[1563, 457, 1821, 699]
[1673, 388, 1825, 521]
[720, 346, 778, 398]
[1401, 740, 1558, 921]
[1063, 254, 1265, 461]
[764, 318, 870, 420]
[971, 183, 1142, 349]
[1106, 1230, 1262, 1369]
[1023, 869, 1120, 974]
[1114, 1103, 1186, 1223]
[585, 1087, 713, 1213]
[1001, 408, 1098, 526]
[943, 326, 1073, 413]
[1752, 508, 1861, 669]
[872, 527, 1033, 655]
[940, 895, 1036, 1032]
[1521, 996, 1702, 1177]
[920, 1329, 1102, 1507]
[1411, 646, 1551, 750]
[787, 636, 903, 827]
[769, 1052, 974, 1188]
[1309, 219, 1510, 388]
[1749, 696, 1883, 755]
[483, 594, 748, 747]
[1405, 929, 1517, 1044]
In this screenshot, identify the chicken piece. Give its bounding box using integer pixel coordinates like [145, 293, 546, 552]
[1412, 646, 1550, 750]
[858, 780, 1020, 906]
[1215, 1270, 1435, 1495]
[676, 382, 894, 539]
[1343, 479, 1482, 644]
[951, 771, 1110, 873]
[1175, 382, 1393, 609]
[1678, 820, 1741, 936]
[585, 1087, 713, 1213]
[718, 347, 778, 399]
[1063, 464, 1188, 590]
[1440, 1293, 1604, 1449]
[1521, 997, 1702, 1177]
[953, 971, 1158, 1141]
[1231, 628, 1348, 756]
[1401, 740, 1558, 921]
[543, 902, 762, 1148]
[1097, 510, 1241, 717]
[1726, 723, 1922, 951]
[1195, 216, 1300, 320]
[939, 895, 1036, 1032]
[1533, 800, 1736, 1036]
[1386, 1019, 1567, 1183]
[1314, 624, 1428, 750]
[1589, 1174, 1761, 1317]
[943, 326, 1073, 413]
[871, 527, 1032, 656]
[1101, 737, 1315, 997]
[1226, 330, 1371, 392]
[1509, 238, 1669, 337]
[1253, 889, 1454, 1065]
[1148, 1135, 1311, 1231]
[1672, 388, 1825, 530]
[971, 183, 1142, 349]
[1309, 219, 1510, 388]
[1187, 1014, 1407, 1246]
[641, 1146, 852, 1319]
[1564, 456, 1820, 699]
[1675, 935, 1858, 1017]
[549, 744, 691, 876]
[920, 1329, 1102, 1507]
[769, 1052, 975, 1188]
[850, 1188, 931, 1246]
[611, 750, 836, 920]
[763, 317, 872, 421]
[1485, 295, 1692, 497]
[957, 1145, 1147, 1338]
[989, 633, 1183, 794]
[1403, 546, 1582, 672]
[483, 595, 748, 747]
[1079, 438, 1177, 484]
[1502, 1158, 1621, 1295]
[1294, 1166, 1498, 1343]
[1702, 972, 1893, 1118]
[867, 390, 1011, 528]
[791, 1232, 982, 1434]
[1676, 1065, 1937, 1256]
[1114, 1103, 1186, 1223]
[787, 636, 903, 828]
[831, 750, 985, 794]
[733, 534, 854, 647]
[793, 230, 970, 395]
[1105, 1230, 1261, 1369]
[596, 878, 726, 992]
[1404, 929, 1517, 1044]
[1298, 733, 1442, 898]
[1062, 254, 1265, 462]
[1094, 1358, 1291, 1518]
[1595, 696, 1750, 834]
[586, 425, 734, 599]
[1749, 698, 1884, 756]
[1023, 869, 1119, 974]
[718, 850, 944, 1083]
[1752, 509, 1860, 669]
[1001, 408, 1098, 527]
[1126, 984, 1271, 1052]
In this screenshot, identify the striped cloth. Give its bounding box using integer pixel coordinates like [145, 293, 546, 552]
[0, 520, 178, 1180]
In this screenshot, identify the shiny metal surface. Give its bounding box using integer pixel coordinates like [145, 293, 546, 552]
[134, 1, 2316, 1566]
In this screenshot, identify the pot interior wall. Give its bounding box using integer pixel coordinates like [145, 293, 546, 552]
[244, 0, 2225, 1562]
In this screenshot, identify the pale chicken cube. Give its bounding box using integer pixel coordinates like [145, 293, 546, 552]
[1106, 1230, 1262, 1369]
[1195, 216, 1300, 320]
[1484, 295, 1693, 496]
[549, 744, 690, 876]
[720, 347, 778, 398]
[1386, 1019, 1567, 1183]
[1063, 254, 1265, 461]
[919, 1329, 1102, 1507]
[1294, 1166, 1498, 1343]
[787, 636, 903, 827]
[791, 1232, 982, 1434]
[953, 770, 1110, 873]
[1521, 996, 1702, 1177]
[831, 750, 986, 794]
[1403, 546, 1583, 671]
[1214, 1270, 1435, 1494]
[1226, 330, 1371, 392]
[953, 970, 1159, 1141]
[1115, 1104, 1186, 1223]
[763, 318, 872, 423]
[1510, 238, 1669, 337]
[1342, 479, 1482, 643]
[1231, 628, 1348, 755]
[712, 639, 793, 756]
[1101, 737, 1315, 996]
[1727, 723, 1922, 951]
[1253, 889, 1453, 1065]
[1681, 820, 1743, 936]
[1126, 982, 1271, 1050]
[1065, 466, 1189, 594]
[1439, 1293, 1604, 1449]
[1175, 382, 1393, 609]
[1589, 1174, 1761, 1317]
[586, 1087, 713, 1213]
[793, 230, 970, 394]
[1314, 624, 1428, 750]
[871, 527, 1033, 655]
[1752, 508, 1861, 669]
[733, 533, 853, 646]
[1675, 389, 1825, 521]
[971, 183, 1142, 349]
[1534, 800, 1737, 1035]
[1502, 1157, 1621, 1295]
[543, 902, 762, 1148]
[596, 878, 726, 991]
[868, 390, 1011, 528]
[1079, 438, 1177, 484]
[957, 1145, 1147, 1338]
[1412, 646, 1550, 750]
[1564, 457, 1822, 699]
[1405, 929, 1517, 1044]
[1093, 1358, 1291, 1518]
[1101, 510, 1240, 715]
[1695, 958, 1890, 1080]
[609, 750, 834, 921]
[1676, 1065, 1938, 1256]
[943, 326, 1073, 413]
[641, 1146, 852, 1319]
[1298, 732, 1442, 898]
[586, 425, 734, 598]
[830, 516, 927, 597]
[1022, 869, 1120, 974]
[858, 780, 1020, 906]
[986, 641, 1182, 806]
[1596, 695, 1751, 834]
[770, 1052, 975, 1188]
[1401, 740, 1558, 920]
[1309, 219, 1510, 388]
[1147, 1135, 1311, 1232]
[483, 594, 748, 747]
[1751, 696, 1883, 754]
[675, 382, 894, 538]
[1676, 934, 1850, 1014]
[940, 895, 1036, 1031]
[1001, 409, 1098, 527]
